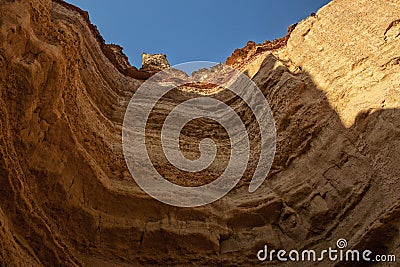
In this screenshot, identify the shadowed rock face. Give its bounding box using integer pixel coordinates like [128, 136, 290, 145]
[0, 0, 399, 266]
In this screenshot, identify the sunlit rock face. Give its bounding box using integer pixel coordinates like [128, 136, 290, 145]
[0, 0, 399, 266]
[141, 53, 171, 72]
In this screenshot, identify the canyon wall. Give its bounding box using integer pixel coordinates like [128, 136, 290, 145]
[0, 0, 399, 266]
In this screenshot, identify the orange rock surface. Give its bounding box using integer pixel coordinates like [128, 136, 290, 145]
[0, 0, 399, 266]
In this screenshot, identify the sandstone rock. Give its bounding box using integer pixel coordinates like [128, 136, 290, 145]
[226, 23, 297, 68]
[0, 0, 399, 266]
[140, 53, 170, 72]
[107, 44, 131, 70]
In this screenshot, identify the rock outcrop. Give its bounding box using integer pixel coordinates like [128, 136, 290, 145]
[226, 23, 297, 68]
[140, 53, 171, 73]
[0, 0, 399, 266]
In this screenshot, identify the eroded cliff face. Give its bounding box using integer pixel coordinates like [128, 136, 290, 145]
[0, 0, 399, 266]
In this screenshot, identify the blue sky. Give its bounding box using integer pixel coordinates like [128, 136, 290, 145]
[68, 0, 331, 67]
